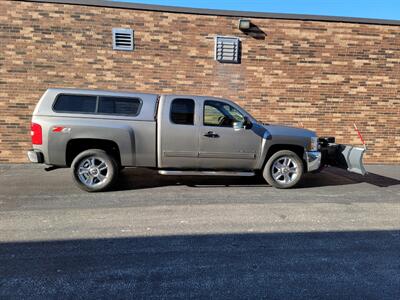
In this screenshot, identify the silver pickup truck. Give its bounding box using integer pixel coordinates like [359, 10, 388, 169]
[28, 88, 366, 192]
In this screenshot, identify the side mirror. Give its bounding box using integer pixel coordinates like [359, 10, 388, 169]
[233, 121, 243, 130]
[243, 117, 252, 129]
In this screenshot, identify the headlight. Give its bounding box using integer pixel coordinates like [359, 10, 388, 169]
[309, 136, 318, 151]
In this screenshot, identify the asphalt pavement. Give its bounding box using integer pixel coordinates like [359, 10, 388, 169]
[0, 164, 399, 299]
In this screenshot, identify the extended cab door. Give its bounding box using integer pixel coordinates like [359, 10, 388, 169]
[157, 95, 199, 169]
[199, 99, 263, 170]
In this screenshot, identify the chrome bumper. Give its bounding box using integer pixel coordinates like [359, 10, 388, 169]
[27, 150, 44, 163]
[305, 151, 322, 172]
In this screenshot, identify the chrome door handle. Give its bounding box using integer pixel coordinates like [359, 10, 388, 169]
[204, 131, 219, 138]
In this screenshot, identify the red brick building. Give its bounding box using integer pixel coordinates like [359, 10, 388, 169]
[0, 0, 399, 163]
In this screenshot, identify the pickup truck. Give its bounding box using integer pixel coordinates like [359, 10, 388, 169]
[28, 88, 366, 192]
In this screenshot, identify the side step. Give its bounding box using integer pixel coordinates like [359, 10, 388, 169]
[158, 170, 255, 177]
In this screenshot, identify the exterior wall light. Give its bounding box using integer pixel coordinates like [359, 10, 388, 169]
[238, 19, 251, 31]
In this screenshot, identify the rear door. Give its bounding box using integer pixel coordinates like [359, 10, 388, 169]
[158, 95, 199, 169]
[199, 99, 262, 170]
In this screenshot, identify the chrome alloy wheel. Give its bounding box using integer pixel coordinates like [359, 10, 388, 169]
[271, 156, 299, 185]
[77, 156, 109, 187]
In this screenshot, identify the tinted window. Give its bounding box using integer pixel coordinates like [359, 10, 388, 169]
[98, 97, 141, 116]
[170, 99, 195, 125]
[53, 95, 97, 113]
[204, 100, 244, 127]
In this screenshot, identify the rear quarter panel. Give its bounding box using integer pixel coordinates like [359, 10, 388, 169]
[42, 116, 156, 167]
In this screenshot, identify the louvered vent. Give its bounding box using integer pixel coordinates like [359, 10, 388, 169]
[215, 36, 240, 63]
[112, 28, 134, 51]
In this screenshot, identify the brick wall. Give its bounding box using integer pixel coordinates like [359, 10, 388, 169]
[0, 0, 399, 163]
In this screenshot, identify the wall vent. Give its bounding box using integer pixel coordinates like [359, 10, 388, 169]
[112, 28, 134, 51]
[215, 36, 240, 63]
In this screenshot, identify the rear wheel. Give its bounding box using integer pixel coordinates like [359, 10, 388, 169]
[71, 149, 118, 192]
[263, 150, 303, 189]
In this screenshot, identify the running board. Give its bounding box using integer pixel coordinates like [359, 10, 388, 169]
[158, 170, 255, 177]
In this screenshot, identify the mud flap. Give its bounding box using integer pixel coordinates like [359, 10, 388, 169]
[321, 143, 367, 175]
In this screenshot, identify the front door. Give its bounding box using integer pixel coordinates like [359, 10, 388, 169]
[199, 99, 262, 170]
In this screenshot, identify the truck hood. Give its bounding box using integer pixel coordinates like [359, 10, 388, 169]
[262, 124, 316, 138]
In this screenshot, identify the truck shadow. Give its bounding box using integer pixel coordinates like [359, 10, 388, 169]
[1, 230, 399, 298]
[298, 168, 400, 189]
[113, 167, 400, 191]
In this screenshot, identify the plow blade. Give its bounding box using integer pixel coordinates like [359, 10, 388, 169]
[321, 143, 367, 175]
[341, 146, 367, 175]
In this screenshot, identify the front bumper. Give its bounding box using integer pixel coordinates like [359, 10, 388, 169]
[305, 151, 322, 172]
[27, 150, 44, 163]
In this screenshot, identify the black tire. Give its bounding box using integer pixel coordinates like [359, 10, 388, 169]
[263, 150, 304, 189]
[71, 149, 118, 192]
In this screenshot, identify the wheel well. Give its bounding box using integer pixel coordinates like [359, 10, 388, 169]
[264, 144, 306, 168]
[66, 139, 121, 167]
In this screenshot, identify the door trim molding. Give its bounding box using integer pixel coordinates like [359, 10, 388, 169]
[163, 151, 198, 158]
[199, 152, 256, 159]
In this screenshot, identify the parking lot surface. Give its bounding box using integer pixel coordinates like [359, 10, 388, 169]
[0, 165, 399, 299]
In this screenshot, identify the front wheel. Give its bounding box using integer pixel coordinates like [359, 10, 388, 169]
[71, 149, 118, 192]
[263, 150, 304, 189]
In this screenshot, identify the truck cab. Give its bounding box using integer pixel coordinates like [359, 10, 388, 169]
[157, 95, 263, 170]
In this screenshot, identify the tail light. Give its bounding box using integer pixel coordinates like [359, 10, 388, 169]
[31, 123, 42, 145]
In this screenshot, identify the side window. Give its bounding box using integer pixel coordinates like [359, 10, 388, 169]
[98, 97, 141, 116]
[53, 95, 97, 113]
[203, 100, 244, 127]
[203, 104, 225, 126]
[170, 99, 195, 125]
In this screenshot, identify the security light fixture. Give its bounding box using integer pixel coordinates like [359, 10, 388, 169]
[238, 19, 251, 31]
